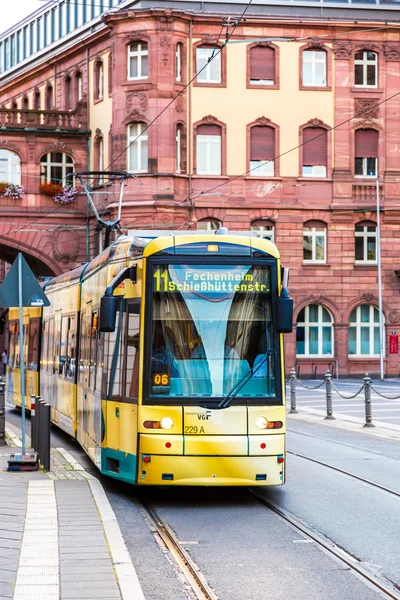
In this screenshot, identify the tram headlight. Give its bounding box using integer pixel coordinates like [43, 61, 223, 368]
[160, 417, 174, 430]
[256, 417, 268, 430]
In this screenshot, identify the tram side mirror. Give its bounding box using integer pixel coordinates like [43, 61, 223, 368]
[99, 295, 120, 332]
[277, 288, 293, 334]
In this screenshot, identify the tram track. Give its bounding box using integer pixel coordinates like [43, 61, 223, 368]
[287, 450, 400, 499]
[249, 490, 400, 600]
[139, 498, 219, 600]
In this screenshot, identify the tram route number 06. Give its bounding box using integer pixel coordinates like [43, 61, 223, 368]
[153, 373, 170, 386]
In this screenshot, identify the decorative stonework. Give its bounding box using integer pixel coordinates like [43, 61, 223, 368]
[309, 39, 325, 49]
[126, 91, 148, 116]
[123, 32, 150, 44]
[383, 44, 400, 61]
[175, 95, 184, 113]
[158, 14, 174, 30]
[355, 99, 379, 120]
[159, 35, 170, 66]
[389, 310, 400, 324]
[333, 41, 352, 59]
[202, 115, 219, 124]
[331, 212, 354, 223]
[354, 119, 379, 130]
[306, 118, 325, 128]
[255, 116, 272, 126]
[362, 293, 374, 302]
[52, 227, 80, 264]
[202, 35, 219, 46]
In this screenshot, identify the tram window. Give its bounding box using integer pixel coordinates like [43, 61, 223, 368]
[89, 310, 99, 391]
[28, 318, 40, 371]
[8, 322, 17, 368]
[60, 316, 69, 376]
[125, 306, 140, 398]
[106, 307, 125, 399]
[41, 320, 48, 372]
[23, 324, 29, 365]
[48, 318, 55, 374]
[65, 316, 76, 381]
[79, 310, 88, 383]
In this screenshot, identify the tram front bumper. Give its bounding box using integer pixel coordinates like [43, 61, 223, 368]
[137, 454, 285, 486]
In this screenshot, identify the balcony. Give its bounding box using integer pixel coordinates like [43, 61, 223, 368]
[0, 102, 88, 132]
[352, 183, 383, 204]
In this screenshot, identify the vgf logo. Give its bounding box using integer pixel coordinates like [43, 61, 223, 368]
[197, 410, 211, 420]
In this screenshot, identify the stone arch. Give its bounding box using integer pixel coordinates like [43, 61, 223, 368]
[0, 236, 61, 277]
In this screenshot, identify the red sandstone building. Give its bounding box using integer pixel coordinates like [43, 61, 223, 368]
[0, 0, 400, 376]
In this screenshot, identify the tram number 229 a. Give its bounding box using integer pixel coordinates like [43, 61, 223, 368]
[153, 374, 170, 386]
[184, 426, 205, 434]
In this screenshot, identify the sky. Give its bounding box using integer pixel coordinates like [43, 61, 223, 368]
[1, 0, 46, 35]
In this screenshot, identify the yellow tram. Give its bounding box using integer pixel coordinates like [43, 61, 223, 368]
[6, 231, 293, 486]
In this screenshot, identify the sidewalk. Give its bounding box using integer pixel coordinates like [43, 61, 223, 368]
[0, 433, 145, 600]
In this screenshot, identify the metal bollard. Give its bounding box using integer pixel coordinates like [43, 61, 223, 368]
[324, 370, 335, 420]
[363, 374, 374, 428]
[41, 403, 51, 472]
[289, 367, 297, 413]
[37, 399, 44, 465]
[0, 380, 5, 442]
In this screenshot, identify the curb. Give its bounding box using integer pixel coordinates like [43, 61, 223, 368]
[5, 426, 22, 447]
[57, 448, 146, 600]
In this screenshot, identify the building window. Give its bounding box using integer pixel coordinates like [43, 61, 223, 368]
[197, 219, 221, 231]
[40, 152, 74, 184]
[250, 219, 274, 242]
[196, 124, 221, 175]
[250, 126, 275, 176]
[249, 46, 275, 85]
[22, 97, 29, 110]
[302, 127, 327, 177]
[108, 53, 112, 96]
[46, 86, 53, 110]
[65, 76, 72, 110]
[302, 50, 326, 87]
[196, 47, 221, 84]
[355, 129, 378, 177]
[34, 91, 41, 110]
[348, 304, 382, 357]
[76, 72, 83, 102]
[176, 124, 184, 173]
[0, 149, 21, 184]
[296, 304, 333, 357]
[128, 43, 148, 80]
[94, 60, 103, 100]
[355, 51, 378, 87]
[127, 123, 148, 173]
[176, 43, 183, 82]
[355, 224, 377, 263]
[303, 224, 326, 263]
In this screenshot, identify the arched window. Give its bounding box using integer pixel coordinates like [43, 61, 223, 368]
[0, 149, 21, 184]
[196, 123, 221, 175]
[355, 129, 378, 177]
[355, 222, 377, 263]
[108, 54, 113, 96]
[127, 123, 148, 173]
[94, 131, 104, 183]
[196, 47, 221, 84]
[355, 51, 378, 88]
[34, 91, 41, 110]
[348, 304, 383, 356]
[302, 49, 327, 87]
[249, 46, 275, 86]
[176, 123, 185, 173]
[128, 43, 148, 80]
[250, 125, 275, 176]
[176, 43, 183, 82]
[197, 219, 221, 231]
[45, 86, 53, 110]
[303, 222, 327, 263]
[302, 127, 327, 177]
[76, 72, 83, 102]
[40, 152, 74, 184]
[250, 219, 274, 242]
[22, 97, 29, 110]
[296, 304, 333, 357]
[94, 60, 103, 100]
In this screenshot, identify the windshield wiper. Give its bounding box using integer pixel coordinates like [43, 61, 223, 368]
[216, 349, 274, 410]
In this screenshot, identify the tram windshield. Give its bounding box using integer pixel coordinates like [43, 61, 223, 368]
[148, 263, 276, 401]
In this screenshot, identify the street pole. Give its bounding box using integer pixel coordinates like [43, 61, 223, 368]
[376, 179, 384, 381]
[18, 253, 26, 454]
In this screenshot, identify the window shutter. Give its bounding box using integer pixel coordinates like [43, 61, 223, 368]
[303, 127, 327, 166]
[196, 124, 221, 136]
[250, 126, 275, 161]
[355, 129, 378, 158]
[250, 46, 275, 81]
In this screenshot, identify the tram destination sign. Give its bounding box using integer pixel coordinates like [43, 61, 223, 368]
[153, 266, 270, 294]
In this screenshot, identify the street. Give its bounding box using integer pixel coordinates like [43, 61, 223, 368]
[5, 403, 400, 600]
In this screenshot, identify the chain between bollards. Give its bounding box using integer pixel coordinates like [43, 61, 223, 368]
[363, 374, 374, 428]
[289, 367, 297, 413]
[324, 370, 335, 420]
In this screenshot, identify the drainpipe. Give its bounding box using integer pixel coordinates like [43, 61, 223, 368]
[86, 48, 91, 262]
[187, 18, 193, 227]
